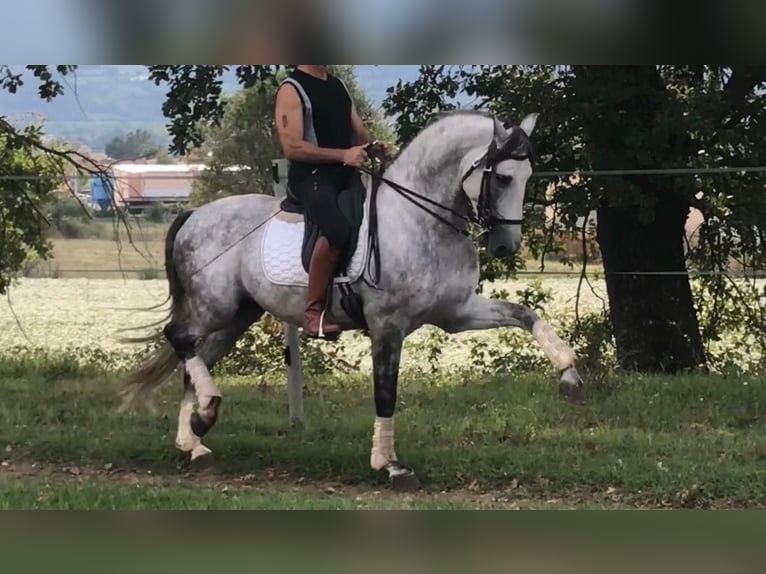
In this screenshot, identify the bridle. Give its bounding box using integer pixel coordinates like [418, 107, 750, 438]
[358, 120, 535, 289]
[460, 127, 535, 231]
[360, 121, 535, 238]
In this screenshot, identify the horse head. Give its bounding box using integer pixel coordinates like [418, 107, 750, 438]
[459, 112, 538, 259]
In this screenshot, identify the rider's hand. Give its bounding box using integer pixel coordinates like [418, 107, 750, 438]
[342, 145, 369, 167]
[367, 141, 395, 162]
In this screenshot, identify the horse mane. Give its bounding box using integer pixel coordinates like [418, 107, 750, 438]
[392, 109, 534, 170]
[427, 108, 495, 126]
[394, 109, 496, 159]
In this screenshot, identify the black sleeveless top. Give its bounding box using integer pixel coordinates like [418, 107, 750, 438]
[284, 68, 354, 189]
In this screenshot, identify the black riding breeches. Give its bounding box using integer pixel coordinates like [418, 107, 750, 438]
[290, 170, 359, 251]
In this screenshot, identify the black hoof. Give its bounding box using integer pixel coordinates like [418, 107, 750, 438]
[189, 451, 214, 472]
[387, 465, 421, 492]
[178, 445, 213, 472]
[190, 397, 221, 437]
[559, 381, 587, 405]
[560, 368, 586, 405]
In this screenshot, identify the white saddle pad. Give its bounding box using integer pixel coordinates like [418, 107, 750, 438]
[261, 187, 372, 288]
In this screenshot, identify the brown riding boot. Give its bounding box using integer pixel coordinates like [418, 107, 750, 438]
[303, 236, 343, 339]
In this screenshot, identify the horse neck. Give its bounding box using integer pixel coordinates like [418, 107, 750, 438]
[382, 115, 492, 208]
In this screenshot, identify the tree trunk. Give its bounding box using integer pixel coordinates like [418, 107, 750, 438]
[571, 65, 707, 373]
[597, 187, 706, 373]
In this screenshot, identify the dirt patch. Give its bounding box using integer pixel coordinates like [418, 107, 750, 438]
[0, 460, 749, 509]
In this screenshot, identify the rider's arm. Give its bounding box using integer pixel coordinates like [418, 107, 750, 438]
[350, 103, 374, 147]
[275, 84, 346, 163]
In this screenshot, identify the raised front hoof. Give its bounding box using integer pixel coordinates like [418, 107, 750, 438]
[190, 397, 221, 438]
[559, 367, 586, 405]
[386, 464, 421, 492]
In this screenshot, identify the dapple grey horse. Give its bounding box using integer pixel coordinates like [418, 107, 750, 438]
[120, 110, 585, 491]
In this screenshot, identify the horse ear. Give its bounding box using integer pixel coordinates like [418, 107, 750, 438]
[520, 113, 539, 137]
[492, 115, 508, 145]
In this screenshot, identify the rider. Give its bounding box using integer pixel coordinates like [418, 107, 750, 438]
[274, 65, 390, 339]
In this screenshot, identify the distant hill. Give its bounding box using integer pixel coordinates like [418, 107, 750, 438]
[0, 65, 420, 152]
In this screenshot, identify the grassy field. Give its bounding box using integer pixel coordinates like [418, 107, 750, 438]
[35, 238, 165, 279]
[1, 355, 765, 509]
[0, 277, 609, 371]
[2, 245, 765, 508]
[28, 222, 167, 279]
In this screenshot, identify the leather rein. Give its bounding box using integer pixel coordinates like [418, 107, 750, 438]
[358, 127, 534, 238]
[357, 127, 534, 289]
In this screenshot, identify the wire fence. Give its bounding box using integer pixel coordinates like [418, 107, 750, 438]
[2, 165, 766, 181]
[21, 267, 766, 280]
[5, 165, 766, 280]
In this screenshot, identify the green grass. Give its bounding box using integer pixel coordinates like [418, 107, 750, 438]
[1, 357, 765, 509]
[0, 481, 513, 510]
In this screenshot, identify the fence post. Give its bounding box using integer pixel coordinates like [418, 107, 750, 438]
[272, 158, 305, 426]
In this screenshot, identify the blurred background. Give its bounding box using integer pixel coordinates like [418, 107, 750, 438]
[3, 0, 764, 61]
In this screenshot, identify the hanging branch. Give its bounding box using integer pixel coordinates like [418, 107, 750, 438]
[539, 198, 559, 273]
[0, 117, 162, 280]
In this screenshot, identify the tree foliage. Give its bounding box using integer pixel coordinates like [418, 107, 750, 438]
[383, 65, 766, 373]
[147, 66, 283, 156]
[0, 65, 116, 295]
[104, 129, 163, 161]
[147, 65, 395, 158]
[0, 65, 78, 100]
[6, 64, 765, 375]
[0, 130, 63, 293]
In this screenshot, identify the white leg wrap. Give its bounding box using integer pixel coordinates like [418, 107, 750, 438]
[175, 391, 199, 452]
[370, 417, 398, 471]
[186, 356, 222, 408]
[533, 320, 575, 371]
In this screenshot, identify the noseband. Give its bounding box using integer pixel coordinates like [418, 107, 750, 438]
[460, 126, 535, 230]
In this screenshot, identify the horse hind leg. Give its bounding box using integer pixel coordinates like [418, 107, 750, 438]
[168, 301, 263, 462]
[175, 370, 211, 462]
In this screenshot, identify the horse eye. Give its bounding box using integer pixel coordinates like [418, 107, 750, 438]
[495, 174, 513, 185]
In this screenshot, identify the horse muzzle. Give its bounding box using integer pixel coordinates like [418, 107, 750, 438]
[487, 228, 521, 259]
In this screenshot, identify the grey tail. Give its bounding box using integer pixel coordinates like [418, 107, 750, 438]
[118, 209, 195, 411]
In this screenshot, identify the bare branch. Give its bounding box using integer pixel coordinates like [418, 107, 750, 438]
[574, 214, 589, 328]
[6, 289, 33, 345]
[539, 201, 559, 273]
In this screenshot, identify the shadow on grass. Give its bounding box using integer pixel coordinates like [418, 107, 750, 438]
[1, 354, 765, 507]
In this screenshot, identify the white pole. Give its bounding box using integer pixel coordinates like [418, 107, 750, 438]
[284, 323, 304, 425]
[272, 158, 304, 426]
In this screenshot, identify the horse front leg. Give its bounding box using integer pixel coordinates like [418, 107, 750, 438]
[441, 294, 586, 404]
[369, 330, 421, 491]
